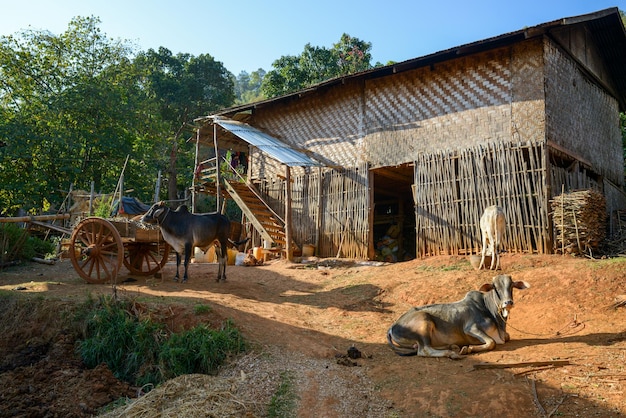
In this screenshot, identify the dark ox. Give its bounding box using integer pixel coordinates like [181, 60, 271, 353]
[387, 275, 529, 359]
[140, 202, 231, 283]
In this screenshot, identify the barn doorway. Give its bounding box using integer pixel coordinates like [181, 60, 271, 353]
[371, 164, 416, 262]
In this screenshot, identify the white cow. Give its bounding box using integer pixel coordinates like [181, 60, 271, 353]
[479, 206, 506, 270]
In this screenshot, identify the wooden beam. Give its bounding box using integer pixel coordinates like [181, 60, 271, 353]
[214, 123, 221, 212]
[367, 168, 375, 260]
[0, 214, 70, 223]
[285, 165, 292, 261]
[547, 141, 593, 169]
[472, 360, 571, 371]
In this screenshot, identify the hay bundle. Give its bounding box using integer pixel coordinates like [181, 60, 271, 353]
[551, 189, 606, 255]
[100, 374, 257, 417]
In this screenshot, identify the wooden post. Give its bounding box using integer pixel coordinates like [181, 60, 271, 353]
[315, 166, 323, 255]
[89, 181, 95, 215]
[154, 170, 162, 203]
[119, 174, 124, 214]
[67, 183, 73, 216]
[192, 128, 200, 213]
[544, 143, 554, 254]
[285, 165, 292, 261]
[214, 123, 221, 212]
[367, 168, 375, 260]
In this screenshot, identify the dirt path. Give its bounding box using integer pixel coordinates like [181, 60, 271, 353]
[1, 253, 625, 417]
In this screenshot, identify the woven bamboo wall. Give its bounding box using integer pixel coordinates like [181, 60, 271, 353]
[544, 37, 623, 186]
[250, 82, 365, 180]
[415, 141, 548, 256]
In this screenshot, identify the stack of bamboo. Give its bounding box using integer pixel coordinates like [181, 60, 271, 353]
[551, 189, 606, 255]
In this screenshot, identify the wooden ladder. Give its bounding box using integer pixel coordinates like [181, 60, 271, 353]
[223, 179, 286, 248]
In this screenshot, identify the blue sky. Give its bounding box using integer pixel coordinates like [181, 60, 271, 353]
[1, 0, 624, 76]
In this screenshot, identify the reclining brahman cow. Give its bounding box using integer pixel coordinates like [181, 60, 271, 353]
[140, 202, 231, 283]
[387, 275, 529, 359]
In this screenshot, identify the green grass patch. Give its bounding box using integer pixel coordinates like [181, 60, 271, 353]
[414, 262, 464, 272]
[158, 320, 245, 380]
[587, 257, 626, 270]
[77, 295, 246, 388]
[193, 303, 212, 315]
[267, 370, 298, 418]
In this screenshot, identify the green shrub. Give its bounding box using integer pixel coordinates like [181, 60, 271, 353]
[0, 223, 55, 262]
[158, 320, 246, 380]
[78, 296, 165, 384]
[77, 296, 246, 388]
[193, 304, 212, 315]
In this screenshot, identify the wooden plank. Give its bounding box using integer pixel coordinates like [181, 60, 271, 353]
[472, 360, 571, 371]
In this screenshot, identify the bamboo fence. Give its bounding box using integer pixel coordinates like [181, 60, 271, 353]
[415, 141, 548, 257]
[256, 164, 368, 259]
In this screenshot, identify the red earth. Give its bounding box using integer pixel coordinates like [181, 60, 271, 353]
[0, 252, 625, 417]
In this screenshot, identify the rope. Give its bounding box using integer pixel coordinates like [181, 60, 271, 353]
[490, 291, 585, 338]
[506, 314, 585, 338]
[156, 206, 170, 226]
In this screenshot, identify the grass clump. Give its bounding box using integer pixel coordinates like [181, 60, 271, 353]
[267, 370, 298, 417]
[193, 303, 212, 314]
[0, 223, 55, 262]
[78, 295, 246, 388]
[158, 320, 245, 380]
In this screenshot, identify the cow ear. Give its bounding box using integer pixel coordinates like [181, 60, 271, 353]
[154, 207, 167, 218]
[513, 281, 530, 290]
[479, 283, 493, 292]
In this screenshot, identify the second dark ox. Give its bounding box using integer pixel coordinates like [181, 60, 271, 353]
[140, 202, 231, 283]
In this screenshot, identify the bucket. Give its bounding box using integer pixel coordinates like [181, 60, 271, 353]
[253, 246, 264, 261]
[194, 246, 216, 263]
[194, 247, 207, 263]
[302, 244, 315, 257]
[227, 248, 237, 265]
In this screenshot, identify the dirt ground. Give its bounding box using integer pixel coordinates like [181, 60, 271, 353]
[0, 252, 625, 417]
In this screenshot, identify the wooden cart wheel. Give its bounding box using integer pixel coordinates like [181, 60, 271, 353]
[69, 217, 124, 284]
[124, 242, 170, 276]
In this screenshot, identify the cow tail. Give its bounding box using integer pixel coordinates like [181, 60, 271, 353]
[387, 327, 418, 356]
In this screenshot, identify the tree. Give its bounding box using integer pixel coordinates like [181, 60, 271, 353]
[0, 16, 160, 213]
[133, 48, 235, 201]
[234, 68, 266, 104]
[261, 33, 373, 98]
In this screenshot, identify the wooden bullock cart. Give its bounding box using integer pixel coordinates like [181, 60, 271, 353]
[68, 217, 170, 284]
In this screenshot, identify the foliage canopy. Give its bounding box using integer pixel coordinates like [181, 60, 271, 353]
[0, 17, 235, 214]
[261, 33, 375, 98]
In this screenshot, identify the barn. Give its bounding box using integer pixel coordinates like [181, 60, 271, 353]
[193, 8, 626, 262]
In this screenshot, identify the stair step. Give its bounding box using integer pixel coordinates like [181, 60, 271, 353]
[223, 180, 286, 249]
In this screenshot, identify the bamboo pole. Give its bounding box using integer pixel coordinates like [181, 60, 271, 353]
[214, 123, 221, 212]
[192, 128, 200, 212]
[0, 214, 71, 223]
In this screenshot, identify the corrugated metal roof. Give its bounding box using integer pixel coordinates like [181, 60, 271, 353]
[213, 117, 322, 167]
[209, 7, 626, 113]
